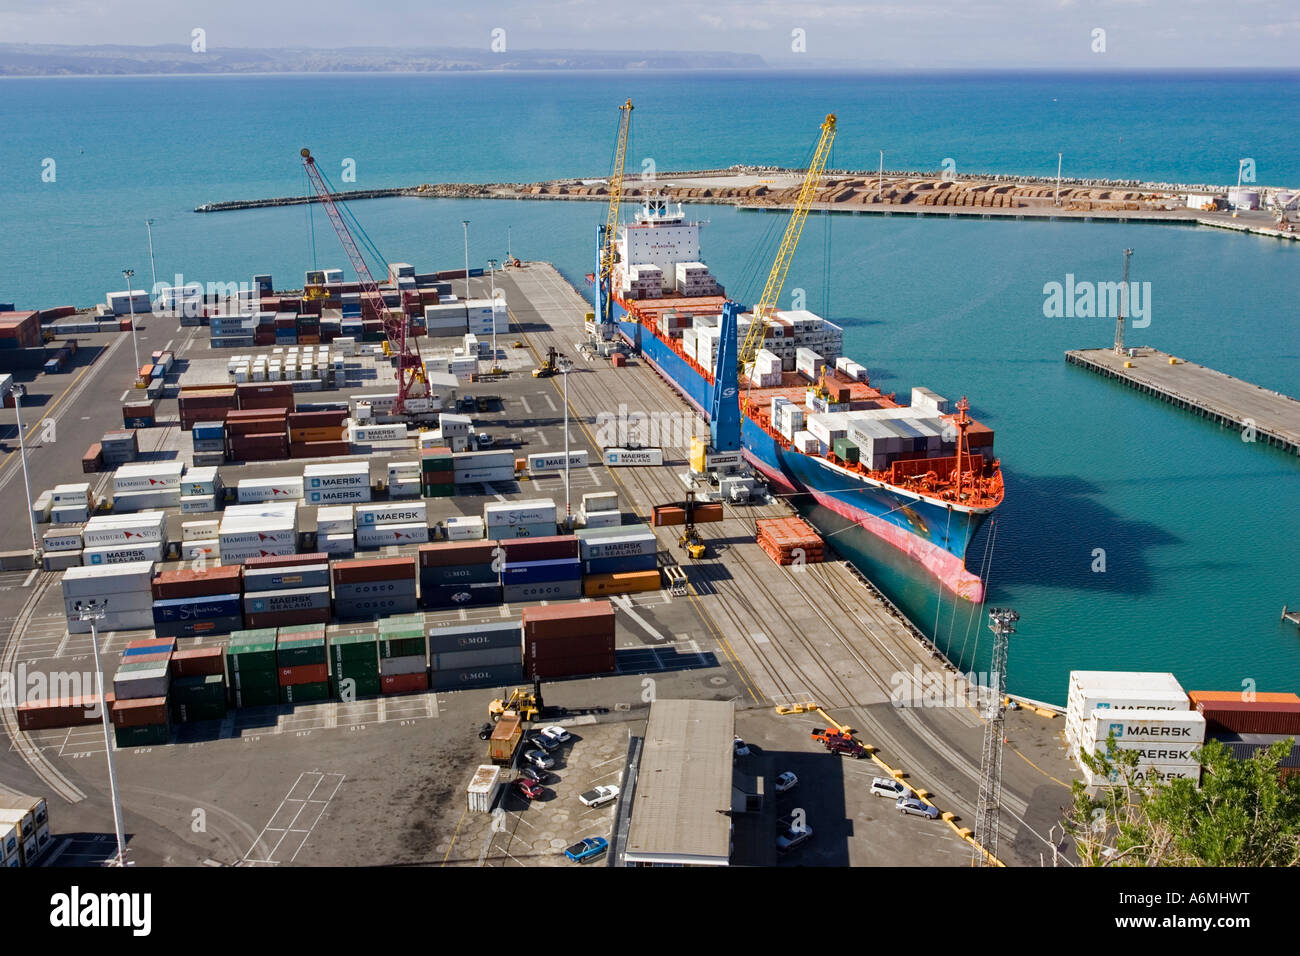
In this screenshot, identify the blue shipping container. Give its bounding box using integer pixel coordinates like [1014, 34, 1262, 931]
[420, 581, 502, 610]
[152, 593, 242, 624]
[501, 559, 581, 585]
[122, 639, 177, 657]
[153, 615, 244, 639]
[583, 553, 659, 575]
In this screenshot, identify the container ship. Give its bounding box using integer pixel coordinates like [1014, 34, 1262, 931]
[596, 197, 1004, 602]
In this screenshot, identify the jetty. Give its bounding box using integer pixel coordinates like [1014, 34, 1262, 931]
[1066, 347, 1300, 455]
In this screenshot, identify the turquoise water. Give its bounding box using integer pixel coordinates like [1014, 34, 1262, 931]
[0, 72, 1297, 704]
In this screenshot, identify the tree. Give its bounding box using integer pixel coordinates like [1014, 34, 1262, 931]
[1065, 735, 1300, 866]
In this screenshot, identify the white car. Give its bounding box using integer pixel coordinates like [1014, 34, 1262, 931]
[733, 737, 750, 758]
[578, 785, 620, 808]
[523, 749, 554, 770]
[776, 822, 813, 854]
[774, 771, 798, 793]
[870, 777, 907, 799]
[539, 726, 572, 746]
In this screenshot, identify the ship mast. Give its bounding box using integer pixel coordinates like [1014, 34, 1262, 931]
[1113, 248, 1132, 356]
[953, 397, 972, 500]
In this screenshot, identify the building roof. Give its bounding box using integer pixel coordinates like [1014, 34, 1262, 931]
[624, 698, 734, 866]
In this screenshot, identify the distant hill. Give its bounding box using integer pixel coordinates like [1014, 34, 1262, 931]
[0, 43, 766, 76]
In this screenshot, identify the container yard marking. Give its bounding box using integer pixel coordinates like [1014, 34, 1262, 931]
[542, 393, 557, 412]
[22, 569, 38, 588]
[519, 396, 533, 415]
[243, 771, 345, 865]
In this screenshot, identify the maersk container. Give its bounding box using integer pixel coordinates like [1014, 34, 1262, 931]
[576, 524, 657, 560]
[306, 486, 371, 505]
[1082, 708, 1206, 745]
[604, 448, 664, 466]
[245, 587, 331, 615]
[420, 581, 502, 609]
[83, 542, 166, 566]
[355, 502, 427, 527]
[583, 553, 658, 575]
[428, 620, 522, 655]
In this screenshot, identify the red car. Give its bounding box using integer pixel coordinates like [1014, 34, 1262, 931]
[514, 777, 545, 800]
[826, 737, 868, 759]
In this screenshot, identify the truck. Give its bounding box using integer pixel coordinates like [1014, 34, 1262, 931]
[488, 713, 523, 764]
[489, 684, 543, 723]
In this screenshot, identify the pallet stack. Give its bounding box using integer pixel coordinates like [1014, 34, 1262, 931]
[755, 516, 825, 566]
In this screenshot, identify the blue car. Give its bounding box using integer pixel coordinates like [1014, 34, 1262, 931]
[564, 836, 608, 863]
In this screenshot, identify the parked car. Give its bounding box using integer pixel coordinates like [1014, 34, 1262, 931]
[578, 785, 620, 808]
[538, 726, 572, 746]
[564, 836, 608, 863]
[870, 777, 907, 799]
[523, 749, 555, 770]
[477, 432, 494, 448]
[528, 730, 561, 752]
[733, 737, 751, 758]
[776, 823, 813, 854]
[519, 766, 551, 786]
[514, 777, 544, 801]
[897, 795, 941, 819]
[826, 737, 868, 759]
[477, 722, 494, 741]
[774, 772, 798, 793]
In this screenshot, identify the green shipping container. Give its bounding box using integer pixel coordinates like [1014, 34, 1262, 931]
[276, 635, 327, 667]
[378, 614, 425, 632]
[171, 699, 227, 723]
[328, 631, 379, 666]
[230, 628, 278, 646]
[832, 437, 860, 465]
[227, 666, 280, 691]
[333, 673, 382, 700]
[379, 636, 426, 659]
[230, 684, 280, 708]
[170, 673, 227, 703]
[422, 484, 454, 497]
[281, 681, 332, 705]
[114, 723, 170, 748]
[227, 641, 278, 674]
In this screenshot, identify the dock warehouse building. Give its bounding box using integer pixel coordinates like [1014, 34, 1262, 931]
[624, 698, 736, 866]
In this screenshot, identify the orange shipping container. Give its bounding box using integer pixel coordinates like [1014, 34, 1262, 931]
[290, 427, 346, 443]
[1188, 690, 1300, 706]
[583, 570, 661, 597]
[652, 505, 686, 527]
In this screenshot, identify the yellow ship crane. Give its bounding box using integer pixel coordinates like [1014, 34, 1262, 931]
[596, 99, 634, 333]
[738, 113, 838, 373]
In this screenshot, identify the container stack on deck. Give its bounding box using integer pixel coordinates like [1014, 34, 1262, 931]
[332, 556, 418, 618]
[243, 553, 331, 628]
[151, 565, 244, 638]
[429, 619, 524, 690]
[377, 614, 429, 694]
[500, 535, 581, 603]
[756, 516, 825, 566]
[226, 630, 280, 707]
[522, 601, 616, 680]
[329, 624, 381, 699]
[578, 523, 660, 596]
[111, 637, 174, 747]
[0, 793, 52, 867]
[418, 541, 500, 609]
[277, 626, 330, 704]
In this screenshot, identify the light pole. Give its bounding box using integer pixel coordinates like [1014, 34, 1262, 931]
[558, 357, 574, 527]
[486, 258, 500, 374]
[145, 219, 157, 296]
[73, 601, 127, 867]
[461, 220, 471, 334]
[12, 384, 39, 561]
[122, 269, 141, 377]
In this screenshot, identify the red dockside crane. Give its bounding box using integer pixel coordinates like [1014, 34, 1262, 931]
[300, 148, 428, 414]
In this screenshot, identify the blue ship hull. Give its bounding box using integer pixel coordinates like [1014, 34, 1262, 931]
[610, 295, 989, 601]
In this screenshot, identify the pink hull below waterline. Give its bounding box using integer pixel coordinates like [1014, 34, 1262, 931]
[743, 451, 987, 604]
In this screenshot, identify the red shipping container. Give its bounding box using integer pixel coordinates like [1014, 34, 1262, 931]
[151, 565, 243, 600]
[82, 442, 103, 473]
[244, 608, 330, 629]
[110, 697, 169, 727]
[290, 441, 349, 459]
[170, 647, 226, 677]
[279, 664, 329, 687]
[419, 541, 497, 568]
[499, 535, 578, 562]
[332, 557, 416, 585]
[244, 552, 328, 571]
[16, 694, 111, 731]
[1196, 701, 1300, 736]
[288, 410, 349, 428]
[522, 601, 615, 641]
[527, 654, 617, 680]
[381, 672, 429, 695]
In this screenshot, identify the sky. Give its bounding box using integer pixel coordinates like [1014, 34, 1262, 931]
[1, 0, 1298, 68]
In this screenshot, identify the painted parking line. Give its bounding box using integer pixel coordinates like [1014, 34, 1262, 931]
[243, 771, 345, 865]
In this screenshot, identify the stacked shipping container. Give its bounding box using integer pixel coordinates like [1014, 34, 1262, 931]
[521, 601, 616, 680]
[418, 541, 501, 609]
